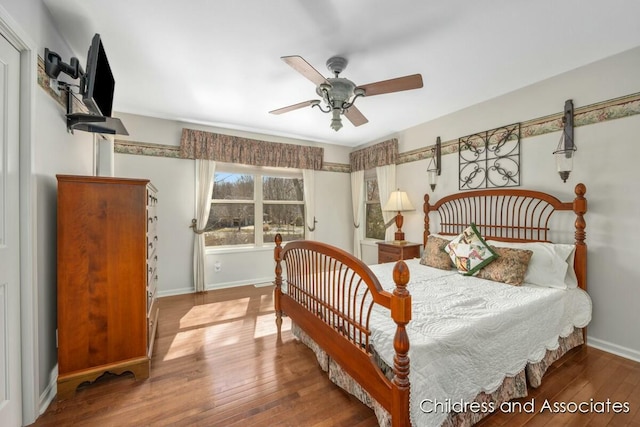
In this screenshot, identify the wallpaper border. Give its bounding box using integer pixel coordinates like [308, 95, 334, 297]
[36, 55, 640, 173]
[113, 140, 351, 173]
[396, 93, 640, 165]
[114, 140, 181, 158]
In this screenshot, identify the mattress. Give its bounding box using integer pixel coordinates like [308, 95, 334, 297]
[366, 258, 592, 427]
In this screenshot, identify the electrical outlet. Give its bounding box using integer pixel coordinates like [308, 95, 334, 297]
[49, 78, 61, 96]
[214, 261, 222, 272]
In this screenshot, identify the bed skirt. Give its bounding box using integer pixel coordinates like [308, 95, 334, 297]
[291, 323, 584, 427]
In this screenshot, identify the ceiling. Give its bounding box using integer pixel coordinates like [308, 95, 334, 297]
[43, 0, 640, 147]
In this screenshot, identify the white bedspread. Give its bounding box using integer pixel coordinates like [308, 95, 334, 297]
[367, 258, 592, 427]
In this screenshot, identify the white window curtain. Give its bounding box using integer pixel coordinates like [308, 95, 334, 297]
[302, 169, 315, 240]
[350, 170, 365, 259]
[193, 159, 216, 292]
[376, 164, 397, 242]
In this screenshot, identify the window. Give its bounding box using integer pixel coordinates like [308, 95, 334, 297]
[365, 174, 385, 240]
[263, 176, 305, 243]
[207, 173, 255, 246]
[204, 166, 304, 247]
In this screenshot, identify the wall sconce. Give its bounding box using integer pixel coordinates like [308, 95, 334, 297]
[553, 99, 576, 183]
[382, 189, 415, 242]
[427, 136, 442, 191]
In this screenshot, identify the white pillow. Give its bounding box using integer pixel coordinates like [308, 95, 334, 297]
[564, 247, 578, 288]
[485, 240, 577, 289]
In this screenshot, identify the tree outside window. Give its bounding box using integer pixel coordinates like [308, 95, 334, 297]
[206, 174, 255, 246]
[365, 177, 385, 240]
[263, 176, 304, 243]
[205, 171, 304, 247]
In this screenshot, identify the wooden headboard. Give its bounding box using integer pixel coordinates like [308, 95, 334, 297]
[423, 184, 587, 290]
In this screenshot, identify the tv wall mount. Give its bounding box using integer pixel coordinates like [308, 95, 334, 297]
[44, 47, 128, 135]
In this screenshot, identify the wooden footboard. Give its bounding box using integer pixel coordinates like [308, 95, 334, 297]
[274, 235, 411, 427]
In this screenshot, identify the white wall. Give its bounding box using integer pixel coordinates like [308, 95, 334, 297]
[114, 112, 352, 295]
[391, 46, 640, 361]
[114, 153, 195, 294]
[0, 0, 98, 420]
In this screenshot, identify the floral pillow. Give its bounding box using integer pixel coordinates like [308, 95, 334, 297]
[445, 224, 498, 276]
[476, 246, 534, 285]
[486, 240, 576, 289]
[420, 235, 453, 270]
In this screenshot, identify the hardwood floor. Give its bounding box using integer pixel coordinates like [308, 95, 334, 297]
[30, 285, 639, 426]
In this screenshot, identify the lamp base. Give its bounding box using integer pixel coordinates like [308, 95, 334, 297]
[394, 231, 405, 241]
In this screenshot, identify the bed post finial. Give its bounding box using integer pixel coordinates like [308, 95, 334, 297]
[573, 183, 587, 248]
[391, 260, 411, 426]
[573, 183, 587, 294]
[274, 233, 283, 337]
[423, 194, 431, 247]
[574, 183, 587, 234]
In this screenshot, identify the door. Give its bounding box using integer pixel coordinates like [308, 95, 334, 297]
[0, 33, 22, 426]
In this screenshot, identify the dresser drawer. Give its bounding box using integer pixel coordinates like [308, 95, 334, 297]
[147, 282, 157, 316]
[378, 244, 402, 256]
[378, 252, 400, 264]
[147, 299, 159, 357]
[377, 241, 421, 264]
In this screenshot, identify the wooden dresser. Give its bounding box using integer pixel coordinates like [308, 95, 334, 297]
[376, 241, 422, 264]
[56, 175, 159, 399]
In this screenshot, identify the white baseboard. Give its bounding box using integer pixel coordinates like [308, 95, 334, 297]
[587, 336, 640, 363]
[207, 276, 274, 290]
[253, 281, 274, 288]
[39, 365, 57, 416]
[156, 277, 275, 297]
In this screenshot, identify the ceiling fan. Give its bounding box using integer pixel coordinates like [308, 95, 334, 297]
[269, 55, 424, 131]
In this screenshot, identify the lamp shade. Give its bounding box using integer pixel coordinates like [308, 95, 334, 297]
[382, 190, 415, 212]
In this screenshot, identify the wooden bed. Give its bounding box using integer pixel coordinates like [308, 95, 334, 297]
[273, 184, 588, 427]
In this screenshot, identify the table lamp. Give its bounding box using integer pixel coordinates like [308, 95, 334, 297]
[382, 189, 415, 242]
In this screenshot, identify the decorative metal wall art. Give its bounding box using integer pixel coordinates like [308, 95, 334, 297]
[458, 123, 521, 190]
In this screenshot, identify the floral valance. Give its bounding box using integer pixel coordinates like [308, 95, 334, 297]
[180, 128, 324, 170]
[349, 138, 398, 171]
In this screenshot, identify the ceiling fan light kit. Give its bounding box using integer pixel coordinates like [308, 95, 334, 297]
[270, 55, 423, 131]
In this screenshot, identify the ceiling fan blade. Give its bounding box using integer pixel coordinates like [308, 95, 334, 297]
[358, 74, 423, 97]
[269, 100, 317, 115]
[344, 105, 368, 127]
[281, 55, 329, 86]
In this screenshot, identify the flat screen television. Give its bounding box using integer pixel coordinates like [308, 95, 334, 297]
[82, 33, 115, 117]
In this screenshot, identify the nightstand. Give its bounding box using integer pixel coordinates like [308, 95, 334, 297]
[376, 241, 422, 264]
